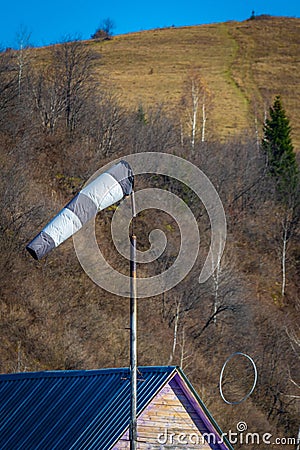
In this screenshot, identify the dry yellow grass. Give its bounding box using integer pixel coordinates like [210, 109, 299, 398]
[87, 16, 300, 147]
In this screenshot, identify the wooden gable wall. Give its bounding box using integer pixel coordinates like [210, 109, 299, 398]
[114, 373, 224, 449]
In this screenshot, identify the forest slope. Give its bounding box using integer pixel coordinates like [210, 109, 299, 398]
[0, 16, 299, 449]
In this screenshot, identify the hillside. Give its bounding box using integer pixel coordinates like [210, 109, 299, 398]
[91, 16, 300, 147]
[0, 16, 299, 449]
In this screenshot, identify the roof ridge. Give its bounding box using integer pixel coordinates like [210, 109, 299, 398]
[0, 365, 177, 381]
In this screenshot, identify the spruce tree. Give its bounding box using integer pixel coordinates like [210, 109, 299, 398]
[262, 96, 299, 297]
[262, 95, 298, 200]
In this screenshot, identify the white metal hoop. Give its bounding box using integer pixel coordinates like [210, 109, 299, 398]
[219, 352, 258, 405]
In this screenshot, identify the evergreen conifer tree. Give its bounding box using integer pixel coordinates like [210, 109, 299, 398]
[262, 95, 298, 201]
[262, 96, 299, 297]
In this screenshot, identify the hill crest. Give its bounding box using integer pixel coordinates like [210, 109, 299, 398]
[86, 16, 300, 147]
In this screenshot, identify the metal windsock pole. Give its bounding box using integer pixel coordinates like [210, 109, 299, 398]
[130, 191, 137, 450]
[25, 159, 136, 442]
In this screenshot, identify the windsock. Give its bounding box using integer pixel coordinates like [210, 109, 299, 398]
[26, 160, 134, 260]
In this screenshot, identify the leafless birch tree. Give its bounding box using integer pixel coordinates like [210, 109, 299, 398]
[180, 69, 212, 150]
[15, 26, 31, 99]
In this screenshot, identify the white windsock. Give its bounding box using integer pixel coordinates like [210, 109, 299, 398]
[26, 160, 134, 260]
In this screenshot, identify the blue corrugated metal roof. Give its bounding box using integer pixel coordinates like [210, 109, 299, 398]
[0, 366, 176, 450]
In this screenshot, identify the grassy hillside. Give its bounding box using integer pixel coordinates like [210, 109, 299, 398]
[91, 16, 300, 147]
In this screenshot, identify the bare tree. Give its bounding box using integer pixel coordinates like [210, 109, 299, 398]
[279, 202, 299, 297]
[29, 66, 65, 132]
[164, 289, 197, 367]
[263, 173, 300, 299]
[15, 25, 32, 99]
[0, 158, 41, 277]
[84, 91, 124, 157]
[179, 327, 193, 370]
[26, 39, 99, 134]
[286, 326, 300, 395]
[180, 69, 212, 150]
[91, 18, 115, 40]
[168, 295, 182, 364]
[52, 38, 99, 132]
[0, 49, 18, 115]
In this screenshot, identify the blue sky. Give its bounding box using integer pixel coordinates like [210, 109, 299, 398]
[1, 0, 299, 49]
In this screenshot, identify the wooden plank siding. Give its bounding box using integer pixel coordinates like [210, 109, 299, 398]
[113, 374, 220, 449]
